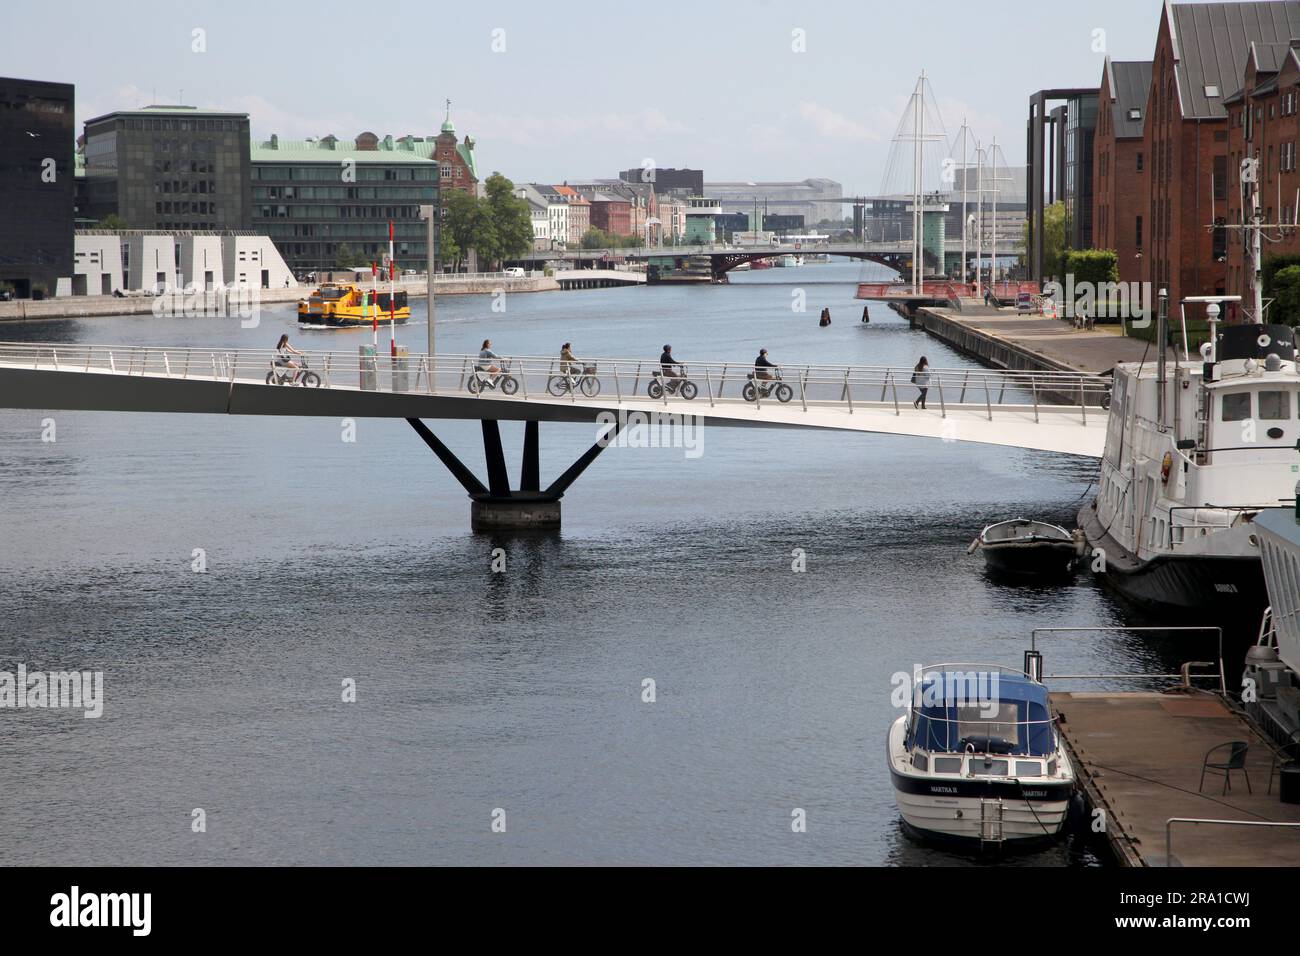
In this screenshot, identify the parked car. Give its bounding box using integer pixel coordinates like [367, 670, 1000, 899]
[503, 267, 526, 278]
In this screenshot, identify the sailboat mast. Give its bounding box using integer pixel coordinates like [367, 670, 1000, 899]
[975, 142, 984, 300]
[959, 122, 969, 286]
[913, 73, 924, 294]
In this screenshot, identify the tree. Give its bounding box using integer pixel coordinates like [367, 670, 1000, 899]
[481, 172, 534, 267]
[1022, 201, 1067, 281]
[581, 228, 610, 249]
[335, 243, 359, 269]
[442, 190, 490, 272]
[1271, 265, 1300, 325]
[96, 214, 130, 231]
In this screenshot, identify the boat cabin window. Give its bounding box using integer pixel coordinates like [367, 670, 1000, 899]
[1221, 391, 1252, 422]
[1258, 390, 1292, 420]
[957, 702, 1020, 749]
[1047, 759, 1057, 775]
[968, 758, 1010, 777]
[911, 753, 928, 771]
[932, 756, 962, 774]
[1014, 761, 1043, 777]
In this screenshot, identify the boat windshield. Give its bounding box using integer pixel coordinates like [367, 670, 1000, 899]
[907, 672, 1056, 757]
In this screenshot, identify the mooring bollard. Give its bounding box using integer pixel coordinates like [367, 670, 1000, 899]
[359, 344, 377, 391]
[391, 345, 409, 393]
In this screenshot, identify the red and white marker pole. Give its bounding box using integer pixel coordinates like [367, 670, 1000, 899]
[389, 220, 397, 357]
[370, 261, 379, 348]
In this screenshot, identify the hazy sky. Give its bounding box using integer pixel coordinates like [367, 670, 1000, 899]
[6, 0, 1180, 195]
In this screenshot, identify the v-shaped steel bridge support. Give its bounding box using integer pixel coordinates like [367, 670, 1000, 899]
[406, 417, 623, 530]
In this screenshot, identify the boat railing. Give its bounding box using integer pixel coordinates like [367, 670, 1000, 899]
[0, 342, 1112, 419]
[1166, 504, 1262, 551]
[1028, 627, 1226, 694]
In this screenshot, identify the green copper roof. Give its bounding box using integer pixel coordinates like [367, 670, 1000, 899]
[456, 142, 476, 178]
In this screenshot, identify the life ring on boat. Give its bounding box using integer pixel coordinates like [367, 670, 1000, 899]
[1161, 451, 1173, 485]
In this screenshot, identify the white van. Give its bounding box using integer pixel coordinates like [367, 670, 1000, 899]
[503, 267, 526, 278]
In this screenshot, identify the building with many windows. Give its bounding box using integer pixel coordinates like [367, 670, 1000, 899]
[431, 103, 479, 208]
[1225, 37, 1300, 309]
[0, 76, 75, 298]
[1093, 58, 1153, 273]
[250, 133, 439, 274]
[552, 184, 590, 244]
[82, 105, 251, 232]
[706, 179, 844, 226]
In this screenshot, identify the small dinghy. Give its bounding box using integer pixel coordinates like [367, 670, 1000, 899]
[968, 519, 1083, 577]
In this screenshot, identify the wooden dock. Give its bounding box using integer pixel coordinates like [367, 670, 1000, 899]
[1052, 690, 1300, 866]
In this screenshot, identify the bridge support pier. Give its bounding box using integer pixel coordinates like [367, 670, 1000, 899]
[406, 417, 621, 531]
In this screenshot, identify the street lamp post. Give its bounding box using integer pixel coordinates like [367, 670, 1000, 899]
[420, 203, 436, 357]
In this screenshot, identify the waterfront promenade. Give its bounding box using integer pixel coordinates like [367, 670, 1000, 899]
[913, 303, 1178, 376]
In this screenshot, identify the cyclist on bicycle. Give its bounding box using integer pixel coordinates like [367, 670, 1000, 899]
[274, 334, 303, 380]
[560, 342, 580, 385]
[477, 339, 502, 380]
[660, 344, 684, 381]
[754, 348, 776, 381]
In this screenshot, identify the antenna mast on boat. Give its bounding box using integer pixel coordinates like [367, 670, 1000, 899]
[1216, 156, 1299, 322]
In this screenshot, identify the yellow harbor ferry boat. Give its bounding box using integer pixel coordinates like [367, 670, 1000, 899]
[297, 283, 410, 327]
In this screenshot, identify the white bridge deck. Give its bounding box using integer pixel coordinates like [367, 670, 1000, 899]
[0, 343, 1108, 457]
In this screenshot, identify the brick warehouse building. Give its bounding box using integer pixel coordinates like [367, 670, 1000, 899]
[1224, 40, 1300, 311]
[1093, 59, 1153, 277]
[1139, 1, 1300, 312]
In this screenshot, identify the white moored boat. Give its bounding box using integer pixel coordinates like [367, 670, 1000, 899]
[1079, 317, 1296, 618]
[888, 664, 1076, 847]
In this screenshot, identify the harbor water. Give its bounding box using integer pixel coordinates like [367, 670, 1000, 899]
[0, 261, 1221, 865]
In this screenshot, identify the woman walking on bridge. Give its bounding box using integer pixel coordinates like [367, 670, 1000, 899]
[911, 357, 930, 410]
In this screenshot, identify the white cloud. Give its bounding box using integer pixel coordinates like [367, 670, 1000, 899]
[797, 101, 884, 143]
[455, 108, 690, 146]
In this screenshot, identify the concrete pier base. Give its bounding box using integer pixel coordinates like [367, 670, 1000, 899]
[470, 498, 562, 532]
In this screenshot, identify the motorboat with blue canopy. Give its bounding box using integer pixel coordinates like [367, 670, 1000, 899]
[907, 671, 1056, 757]
[887, 663, 1076, 847]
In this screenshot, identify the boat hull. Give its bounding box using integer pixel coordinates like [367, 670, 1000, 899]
[981, 541, 1077, 577]
[887, 717, 1072, 845]
[298, 311, 410, 327]
[1078, 501, 1268, 618]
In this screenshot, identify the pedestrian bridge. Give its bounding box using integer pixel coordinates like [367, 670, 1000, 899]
[0, 342, 1108, 527]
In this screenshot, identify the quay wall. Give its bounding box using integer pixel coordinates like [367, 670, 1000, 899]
[0, 276, 561, 323]
[912, 305, 1082, 376]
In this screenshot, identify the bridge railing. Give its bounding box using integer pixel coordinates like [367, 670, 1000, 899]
[0, 342, 1110, 420]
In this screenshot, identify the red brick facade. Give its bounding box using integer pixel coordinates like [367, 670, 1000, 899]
[588, 198, 632, 236]
[1093, 66, 1150, 284]
[1226, 46, 1300, 313]
[1144, 7, 1232, 311]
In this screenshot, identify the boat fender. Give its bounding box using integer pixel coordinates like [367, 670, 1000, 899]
[967, 536, 982, 555]
[1161, 451, 1173, 485]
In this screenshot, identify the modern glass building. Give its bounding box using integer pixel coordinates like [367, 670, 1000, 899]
[250, 135, 440, 274]
[1063, 93, 1098, 252]
[0, 76, 74, 298]
[82, 106, 251, 231]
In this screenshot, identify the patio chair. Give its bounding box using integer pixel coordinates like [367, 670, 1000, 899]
[1200, 741, 1252, 796]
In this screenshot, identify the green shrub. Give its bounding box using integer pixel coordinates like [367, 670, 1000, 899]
[1270, 264, 1300, 325]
